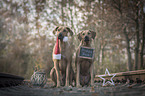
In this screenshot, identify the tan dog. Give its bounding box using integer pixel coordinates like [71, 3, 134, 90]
[75, 30, 96, 87]
[50, 26, 75, 87]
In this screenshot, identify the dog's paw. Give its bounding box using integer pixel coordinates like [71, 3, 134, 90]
[90, 84, 95, 87]
[56, 85, 61, 88]
[50, 85, 56, 88]
[76, 84, 82, 88]
[56, 83, 61, 88]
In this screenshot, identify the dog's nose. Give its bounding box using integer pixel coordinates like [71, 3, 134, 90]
[84, 36, 89, 41]
[58, 33, 64, 40]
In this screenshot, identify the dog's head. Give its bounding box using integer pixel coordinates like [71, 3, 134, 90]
[53, 26, 73, 41]
[77, 30, 96, 45]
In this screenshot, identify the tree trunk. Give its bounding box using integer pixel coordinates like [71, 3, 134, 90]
[97, 44, 101, 66]
[123, 27, 132, 71]
[101, 47, 104, 65]
[61, 0, 64, 26]
[140, 13, 145, 69]
[101, 44, 106, 65]
[134, 5, 140, 70]
[112, 1, 132, 71]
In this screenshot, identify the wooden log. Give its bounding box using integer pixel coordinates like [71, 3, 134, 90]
[95, 70, 145, 83]
[0, 73, 24, 88]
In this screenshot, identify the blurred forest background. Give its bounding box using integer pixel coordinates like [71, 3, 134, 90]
[0, 0, 145, 79]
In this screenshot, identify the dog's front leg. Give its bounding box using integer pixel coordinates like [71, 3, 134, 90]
[65, 62, 70, 86]
[54, 60, 61, 87]
[76, 62, 81, 87]
[90, 63, 94, 86]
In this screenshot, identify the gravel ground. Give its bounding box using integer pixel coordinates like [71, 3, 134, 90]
[0, 83, 145, 96]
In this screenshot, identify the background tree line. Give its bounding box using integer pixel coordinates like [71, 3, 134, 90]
[0, 0, 144, 79]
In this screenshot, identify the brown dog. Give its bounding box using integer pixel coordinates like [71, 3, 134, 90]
[75, 30, 96, 87]
[50, 26, 75, 87]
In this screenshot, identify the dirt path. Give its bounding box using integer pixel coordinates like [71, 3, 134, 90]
[0, 83, 145, 96]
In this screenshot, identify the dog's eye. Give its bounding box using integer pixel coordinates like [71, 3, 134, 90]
[88, 32, 91, 35]
[82, 33, 85, 35]
[58, 29, 61, 31]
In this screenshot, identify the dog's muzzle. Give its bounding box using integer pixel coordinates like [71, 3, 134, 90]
[58, 33, 64, 40]
[84, 36, 89, 42]
[58, 33, 68, 42]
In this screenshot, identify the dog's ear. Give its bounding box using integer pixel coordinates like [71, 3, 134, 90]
[77, 31, 82, 41]
[90, 30, 96, 39]
[66, 27, 73, 36]
[53, 26, 59, 35]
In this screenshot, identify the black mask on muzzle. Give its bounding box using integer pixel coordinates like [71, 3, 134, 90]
[84, 36, 89, 42]
[58, 33, 64, 40]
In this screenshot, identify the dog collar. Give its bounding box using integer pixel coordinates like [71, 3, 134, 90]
[63, 36, 68, 42]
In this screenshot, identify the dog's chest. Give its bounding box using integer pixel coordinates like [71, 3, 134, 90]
[79, 59, 92, 72]
[61, 45, 72, 59]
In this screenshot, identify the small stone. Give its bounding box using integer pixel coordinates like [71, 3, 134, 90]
[63, 86, 73, 91]
[90, 87, 95, 92]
